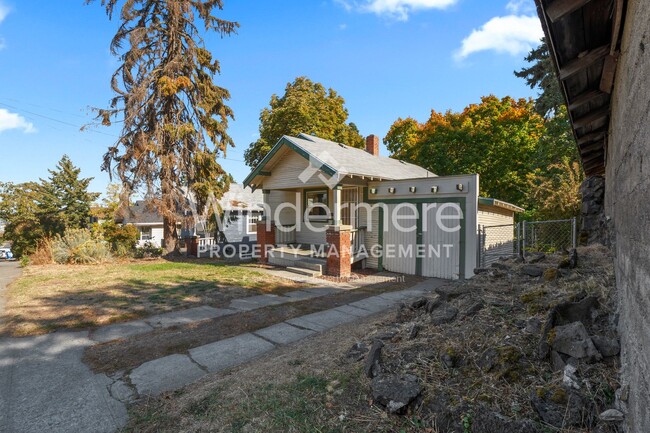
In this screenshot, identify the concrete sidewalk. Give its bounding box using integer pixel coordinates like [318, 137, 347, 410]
[0, 277, 443, 433]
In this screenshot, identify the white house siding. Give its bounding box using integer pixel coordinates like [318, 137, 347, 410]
[265, 189, 329, 245]
[364, 206, 380, 269]
[477, 205, 514, 227]
[137, 225, 164, 248]
[421, 204, 461, 279]
[477, 205, 516, 262]
[263, 150, 336, 190]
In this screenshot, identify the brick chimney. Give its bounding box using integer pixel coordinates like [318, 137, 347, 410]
[365, 134, 379, 156]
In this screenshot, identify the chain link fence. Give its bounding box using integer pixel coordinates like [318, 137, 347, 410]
[478, 218, 577, 267]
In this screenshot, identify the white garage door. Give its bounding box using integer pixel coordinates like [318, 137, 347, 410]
[382, 204, 417, 275]
[421, 203, 461, 279]
[382, 202, 461, 280]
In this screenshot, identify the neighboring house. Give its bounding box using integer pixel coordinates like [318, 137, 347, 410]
[244, 133, 521, 280]
[217, 184, 264, 243]
[120, 201, 175, 248]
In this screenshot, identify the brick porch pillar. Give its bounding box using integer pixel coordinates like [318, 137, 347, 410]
[326, 225, 352, 277]
[256, 220, 276, 263]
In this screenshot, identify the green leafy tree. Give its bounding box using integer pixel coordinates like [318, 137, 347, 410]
[0, 182, 44, 257]
[88, 0, 238, 254]
[516, 40, 582, 218]
[244, 76, 364, 167]
[37, 155, 99, 237]
[0, 157, 99, 257]
[385, 96, 545, 208]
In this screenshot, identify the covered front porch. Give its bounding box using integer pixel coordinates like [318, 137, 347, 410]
[258, 184, 370, 277]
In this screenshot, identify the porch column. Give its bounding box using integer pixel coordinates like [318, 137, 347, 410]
[256, 218, 276, 263]
[325, 224, 352, 277]
[332, 185, 342, 226]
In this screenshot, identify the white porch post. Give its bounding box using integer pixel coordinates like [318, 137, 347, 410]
[333, 186, 342, 226]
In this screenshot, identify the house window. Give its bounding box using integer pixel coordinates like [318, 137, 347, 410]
[247, 212, 261, 234]
[140, 227, 152, 240]
[305, 190, 329, 219]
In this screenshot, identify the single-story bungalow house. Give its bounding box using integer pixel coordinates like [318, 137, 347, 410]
[244, 133, 523, 280]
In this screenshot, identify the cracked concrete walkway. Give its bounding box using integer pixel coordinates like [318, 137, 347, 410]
[0, 271, 443, 433]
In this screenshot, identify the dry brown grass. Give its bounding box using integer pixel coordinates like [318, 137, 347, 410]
[1, 259, 303, 336]
[125, 246, 619, 433]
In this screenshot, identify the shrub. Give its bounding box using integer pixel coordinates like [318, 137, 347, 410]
[51, 228, 112, 264]
[29, 238, 53, 265]
[134, 241, 163, 259]
[93, 220, 139, 256]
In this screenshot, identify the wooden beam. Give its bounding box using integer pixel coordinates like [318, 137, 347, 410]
[600, 53, 619, 94]
[546, 0, 592, 22]
[611, 0, 625, 55]
[259, 171, 272, 176]
[568, 89, 605, 111]
[582, 150, 604, 163]
[579, 139, 605, 154]
[573, 106, 609, 129]
[559, 45, 610, 80]
[576, 129, 606, 146]
[583, 156, 603, 168]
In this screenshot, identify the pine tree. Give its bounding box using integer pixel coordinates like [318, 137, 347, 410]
[37, 155, 100, 237]
[88, 0, 238, 254]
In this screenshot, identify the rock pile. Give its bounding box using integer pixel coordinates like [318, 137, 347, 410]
[345, 246, 623, 432]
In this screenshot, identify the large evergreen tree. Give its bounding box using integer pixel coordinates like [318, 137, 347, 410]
[88, 0, 238, 254]
[0, 156, 98, 257]
[37, 155, 99, 237]
[244, 76, 364, 168]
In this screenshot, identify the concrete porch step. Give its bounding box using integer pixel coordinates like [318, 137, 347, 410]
[295, 258, 325, 273]
[286, 266, 322, 277]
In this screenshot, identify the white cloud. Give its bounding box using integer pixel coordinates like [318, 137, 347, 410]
[506, 0, 535, 14]
[338, 23, 348, 30]
[0, 1, 9, 23]
[0, 0, 9, 51]
[335, 0, 458, 21]
[455, 14, 543, 60]
[0, 109, 36, 134]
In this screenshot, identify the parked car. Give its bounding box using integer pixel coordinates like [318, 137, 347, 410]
[0, 248, 13, 260]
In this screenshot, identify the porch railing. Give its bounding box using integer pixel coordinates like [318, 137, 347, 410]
[275, 224, 296, 245]
[198, 237, 217, 248]
[350, 226, 366, 256]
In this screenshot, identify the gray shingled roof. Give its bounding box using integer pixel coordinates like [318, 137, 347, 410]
[122, 201, 163, 225]
[290, 133, 436, 180]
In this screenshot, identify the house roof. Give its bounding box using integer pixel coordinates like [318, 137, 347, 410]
[121, 201, 164, 225]
[479, 197, 525, 213]
[218, 183, 264, 211]
[244, 133, 436, 189]
[534, 0, 627, 176]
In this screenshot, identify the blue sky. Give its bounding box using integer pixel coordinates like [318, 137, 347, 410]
[0, 0, 543, 196]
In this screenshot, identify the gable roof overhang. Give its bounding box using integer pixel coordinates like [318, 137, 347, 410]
[243, 136, 338, 190]
[534, 0, 628, 176]
[478, 197, 525, 213]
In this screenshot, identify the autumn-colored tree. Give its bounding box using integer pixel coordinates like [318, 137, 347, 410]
[527, 160, 584, 220]
[244, 76, 364, 167]
[385, 96, 545, 208]
[88, 0, 237, 254]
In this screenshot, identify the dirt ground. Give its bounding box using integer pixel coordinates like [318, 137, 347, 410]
[85, 275, 421, 374]
[124, 246, 621, 433]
